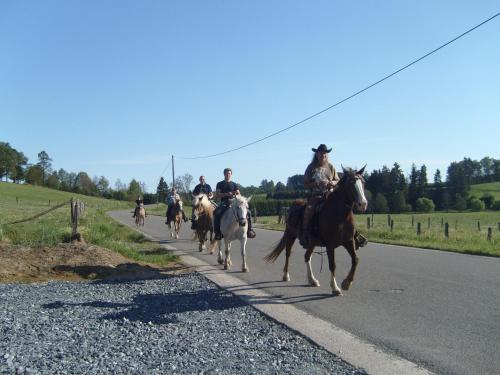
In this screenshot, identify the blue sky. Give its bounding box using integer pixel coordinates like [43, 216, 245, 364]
[1, 1, 499, 192]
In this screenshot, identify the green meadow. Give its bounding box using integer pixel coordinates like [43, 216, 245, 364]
[255, 211, 500, 257]
[0, 182, 177, 265]
[470, 182, 500, 200]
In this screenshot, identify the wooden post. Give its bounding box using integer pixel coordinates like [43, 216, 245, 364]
[487, 227, 492, 241]
[477, 221, 481, 231]
[253, 208, 257, 223]
[498, 222, 500, 231]
[390, 219, 394, 232]
[49, 200, 51, 206]
[445, 222, 449, 238]
[428, 217, 430, 229]
[417, 222, 421, 235]
[411, 216, 414, 227]
[278, 207, 283, 224]
[371, 213, 374, 224]
[16, 197, 19, 204]
[455, 220, 458, 230]
[367, 217, 371, 229]
[70, 198, 83, 242]
[387, 214, 391, 227]
[441, 217, 443, 228]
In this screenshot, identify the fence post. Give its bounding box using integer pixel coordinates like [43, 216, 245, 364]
[441, 217, 443, 228]
[487, 227, 492, 241]
[387, 214, 391, 227]
[412, 216, 414, 227]
[390, 219, 394, 232]
[253, 208, 257, 223]
[367, 217, 371, 229]
[16, 197, 19, 204]
[498, 222, 500, 231]
[371, 213, 374, 224]
[445, 222, 449, 238]
[455, 220, 458, 230]
[417, 222, 421, 235]
[428, 217, 430, 229]
[49, 200, 51, 206]
[477, 221, 481, 232]
[70, 198, 83, 242]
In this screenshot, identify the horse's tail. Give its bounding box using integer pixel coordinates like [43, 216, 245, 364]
[264, 231, 295, 263]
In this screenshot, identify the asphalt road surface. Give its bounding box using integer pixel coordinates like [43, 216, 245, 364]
[109, 210, 500, 375]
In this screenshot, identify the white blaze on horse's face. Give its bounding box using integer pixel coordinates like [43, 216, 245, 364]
[233, 196, 249, 226]
[354, 178, 368, 212]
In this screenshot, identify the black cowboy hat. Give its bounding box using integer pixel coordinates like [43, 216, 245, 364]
[312, 144, 332, 153]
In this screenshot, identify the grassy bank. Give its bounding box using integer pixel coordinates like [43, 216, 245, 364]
[0, 182, 178, 265]
[254, 210, 500, 257]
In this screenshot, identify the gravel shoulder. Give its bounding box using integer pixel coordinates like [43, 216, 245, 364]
[0, 273, 367, 374]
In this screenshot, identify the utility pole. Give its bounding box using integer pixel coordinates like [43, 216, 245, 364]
[171, 155, 175, 189]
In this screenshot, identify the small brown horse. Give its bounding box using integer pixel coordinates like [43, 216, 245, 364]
[265, 166, 367, 295]
[135, 203, 146, 227]
[168, 203, 183, 239]
[191, 194, 214, 251]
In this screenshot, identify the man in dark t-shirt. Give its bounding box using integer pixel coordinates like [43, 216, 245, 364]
[213, 168, 255, 240]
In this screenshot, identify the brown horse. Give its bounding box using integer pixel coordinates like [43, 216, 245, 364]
[191, 193, 214, 251]
[135, 203, 146, 227]
[265, 166, 367, 295]
[168, 203, 183, 239]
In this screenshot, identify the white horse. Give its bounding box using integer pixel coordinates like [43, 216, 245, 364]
[209, 194, 252, 272]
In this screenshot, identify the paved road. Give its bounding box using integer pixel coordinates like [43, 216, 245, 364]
[109, 210, 500, 375]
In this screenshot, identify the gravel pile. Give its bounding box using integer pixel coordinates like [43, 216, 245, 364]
[0, 273, 367, 374]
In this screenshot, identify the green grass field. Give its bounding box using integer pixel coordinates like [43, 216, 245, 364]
[0, 182, 178, 265]
[470, 182, 500, 200]
[255, 210, 500, 257]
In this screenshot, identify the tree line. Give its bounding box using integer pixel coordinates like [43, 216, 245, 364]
[2, 141, 499, 212]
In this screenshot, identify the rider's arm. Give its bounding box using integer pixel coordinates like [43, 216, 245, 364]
[304, 164, 316, 190]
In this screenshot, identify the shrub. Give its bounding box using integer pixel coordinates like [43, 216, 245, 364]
[454, 194, 467, 211]
[479, 194, 495, 209]
[372, 193, 389, 213]
[492, 201, 500, 210]
[469, 197, 485, 211]
[415, 197, 435, 213]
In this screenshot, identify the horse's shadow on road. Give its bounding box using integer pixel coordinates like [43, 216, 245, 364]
[42, 277, 333, 325]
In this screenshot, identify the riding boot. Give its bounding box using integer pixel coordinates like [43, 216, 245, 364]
[246, 212, 256, 239]
[213, 206, 222, 240]
[182, 211, 188, 222]
[191, 219, 197, 230]
[354, 230, 368, 248]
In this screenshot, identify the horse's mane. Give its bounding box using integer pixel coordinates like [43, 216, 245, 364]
[193, 193, 214, 212]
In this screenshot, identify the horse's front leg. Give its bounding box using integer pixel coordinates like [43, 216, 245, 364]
[341, 239, 359, 291]
[305, 247, 320, 287]
[224, 240, 232, 270]
[327, 247, 342, 296]
[240, 237, 249, 273]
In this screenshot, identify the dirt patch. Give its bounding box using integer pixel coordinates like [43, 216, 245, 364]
[0, 243, 189, 283]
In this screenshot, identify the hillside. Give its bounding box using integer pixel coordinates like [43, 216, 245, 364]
[470, 182, 500, 200]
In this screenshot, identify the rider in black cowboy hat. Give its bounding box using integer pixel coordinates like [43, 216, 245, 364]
[300, 144, 367, 248]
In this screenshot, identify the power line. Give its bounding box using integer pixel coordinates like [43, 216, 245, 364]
[177, 11, 500, 160]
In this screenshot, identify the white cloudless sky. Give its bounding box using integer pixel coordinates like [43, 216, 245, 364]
[1, 1, 499, 192]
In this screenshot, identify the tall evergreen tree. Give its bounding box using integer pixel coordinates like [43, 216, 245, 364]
[408, 164, 419, 209]
[37, 151, 52, 184]
[417, 164, 428, 199]
[157, 177, 169, 203]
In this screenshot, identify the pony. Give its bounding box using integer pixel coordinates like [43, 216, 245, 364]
[209, 194, 252, 272]
[167, 202, 183, 239]
[265, 166, 368, 296]
[135, 203, 146, 227]
[191, 193, 215, 251]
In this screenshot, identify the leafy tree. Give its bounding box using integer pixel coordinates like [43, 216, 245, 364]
[453, 194, 467, 211]
[447, 162, 469, 198]
[25, 165, 44, 185]
[95, 176, 110, 196]
[479, 194, 495, 209]
[469, 197, 485, 211]
[372, 193, 389, 213]
[128, 179, 142, 200]
[388, 190, 408, 213]
[75, 172, 96, 195]
[37, 151, 52, 184]
[275, 181, 286, 192]
[179, 173, 194, 194]
[286, 174, 304, 191]
[415, 197, 435, 213]
[114, 178, 127, 192]
[46, 171, 60, 189]
[260, 179, 275, 194]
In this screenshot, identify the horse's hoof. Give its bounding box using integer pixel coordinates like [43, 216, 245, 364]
[282, 274, 290, 282]
[310, 279, 320, 287]
[242, 267, 249, 273]
[218, 258, 224, 265]
[332, 290, 343, 296]
[341, 279, 352, 291]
